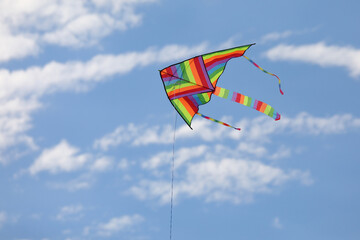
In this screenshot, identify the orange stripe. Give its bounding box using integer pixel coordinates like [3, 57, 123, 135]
[189, 58, 202, 86]
[214, 86, 221, 96]
[259, 102, 268, 113]
[239, 94, 244, 104]
[179, 98, 196, 115]
[204, 51, 245, 66]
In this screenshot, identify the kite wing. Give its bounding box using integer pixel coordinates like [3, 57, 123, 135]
[160, 44, 254, 129]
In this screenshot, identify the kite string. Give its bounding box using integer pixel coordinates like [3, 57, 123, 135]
[169, 81, 180, 240]
[170, 110, 177, 240]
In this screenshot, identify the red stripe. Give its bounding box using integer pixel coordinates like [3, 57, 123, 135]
[194, 57, 211, 89]
[235, 93, 241, 103]
[204, 51, 245, 68]
[185, 97, 198, 113]
[168, 86, 210, 99]
[256, 101, 263, 111]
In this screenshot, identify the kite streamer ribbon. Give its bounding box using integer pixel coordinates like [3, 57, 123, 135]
[243, 55, 284, 95]
[196, 112, 241, 131]
[213, 86, 281, 121]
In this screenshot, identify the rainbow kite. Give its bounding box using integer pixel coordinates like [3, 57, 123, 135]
[159, 44, 283, 131]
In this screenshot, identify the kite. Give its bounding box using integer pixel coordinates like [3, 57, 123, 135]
[159, 43, 283, 131]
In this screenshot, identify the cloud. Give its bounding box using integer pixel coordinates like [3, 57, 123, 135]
[96, 214, 144, 237]
[265, 42, 360, 78]
[260, 28, 318, 44]
[0, 211, 6, 229]
[272, 217, 283, 229]
[142, 145, 208, 171]
[0, 23, 39, 62]
[130, 157, 312, 204]
[29, 140, 90, 175]
[0, 0, 157, 58]
[48, 174, 95, 192]
[0, 42, 207, 163]
[260, 30, 294, 43]
[94, 112, 360, 150]
[89, 156, 114, 172]
[56, 205, 84, 221]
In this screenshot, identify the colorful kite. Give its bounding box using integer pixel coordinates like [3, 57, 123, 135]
[159, 43, 283, 130]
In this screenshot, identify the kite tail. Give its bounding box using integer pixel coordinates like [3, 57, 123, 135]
[196, 112, 241, 131]
[213, 86, 281, 121]
[243, 55, 284, 95]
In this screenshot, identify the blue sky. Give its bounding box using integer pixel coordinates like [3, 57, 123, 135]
[0, 0, 359, 239]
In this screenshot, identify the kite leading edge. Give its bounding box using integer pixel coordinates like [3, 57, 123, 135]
[159, 43, 283, 131]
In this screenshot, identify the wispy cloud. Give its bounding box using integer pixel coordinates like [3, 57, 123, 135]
[265, 42, 360, 78]
[130, 157, 312, 204]
[29, 140, 90, 175]
[48, 174, 95, 192]
[0, 211, 6, 229]
[260, 28, 319, 44]
[0, 42, 207, 164]
[94, 112, 360, 150]
[272, 217, 283, 229]
[89, 156, 114, 172]
[56, 204, 84, 221]
[95, 214, 144, 237]
[0, 0, 158, 62]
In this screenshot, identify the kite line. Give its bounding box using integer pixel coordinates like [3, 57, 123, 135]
[170, 110, 176, 240]
[169, 80, 181, 240]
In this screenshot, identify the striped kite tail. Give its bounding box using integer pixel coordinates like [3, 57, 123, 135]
[243, 55, 284, 95]
[195, 112, 241, 131]
[213, 86, 281, 121]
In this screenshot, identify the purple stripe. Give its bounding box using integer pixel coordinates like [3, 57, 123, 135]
[171, 65, 179, 78]
[187, 95, 200, 107]
[253, 100, 259, 110]
[232, 92, 237, 101]
[198, 57, 214, 90]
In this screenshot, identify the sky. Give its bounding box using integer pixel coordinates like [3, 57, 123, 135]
[0, 0, 359, 239]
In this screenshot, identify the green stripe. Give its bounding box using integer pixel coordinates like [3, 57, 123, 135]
[268, 108, 274, 118]
[180, 62, 191, 84]
[171, 99, 192, 125]
[202, 45, 252, 60]
[264, 105, 272, 115]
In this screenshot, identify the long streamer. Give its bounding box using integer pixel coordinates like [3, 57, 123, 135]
[196, 112, 241, 131]
[243, 55, 284, 95]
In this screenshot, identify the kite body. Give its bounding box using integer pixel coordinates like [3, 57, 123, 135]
[160, 44, 283, 130]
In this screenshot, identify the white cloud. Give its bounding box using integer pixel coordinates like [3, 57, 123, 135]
[142, 145, 208, 171]
[48, 174, 95, 191]
[0, 211, 6, 229]
[29, 140, 90, 175]
[56, 205, 84, 221]
[272, 217, 283, 229]
[265, 42, 360, 78]
[130, 157, 312, 204]
[89, 156, 114, 172]
[97, 214, 144, 237]
[259, 28, 319, 44]
[0, 0, 157, 58]
[0, 42, 207, 163]
[261, 30, 294, 43]
[94, 112, 360, 149]
[0, 23, 39, 62]
[118, 158, 130, 170]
